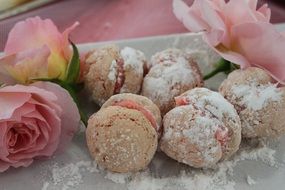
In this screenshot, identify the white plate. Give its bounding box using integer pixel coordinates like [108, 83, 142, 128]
[1, 24, 285, 190]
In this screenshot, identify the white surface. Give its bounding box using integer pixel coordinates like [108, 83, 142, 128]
[1, 24, 285, 190]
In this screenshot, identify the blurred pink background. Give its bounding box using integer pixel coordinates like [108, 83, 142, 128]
[1, 0, 285, 51]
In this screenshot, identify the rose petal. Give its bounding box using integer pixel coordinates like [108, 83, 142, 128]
[257, 3, 271, 22]
[0, 92, 31, 120]
[231, 22, 285, 84]
[23, 108, 46, 122]
[8, 159, 33, 169]
[200, 0, 225, 32]
[211, 0, 226, 8]
[62, 21, 80, 59]
[8, 124, 33, 154]
[0, 161, 10, 172]
[173, 0, 208, 32]
[5, 103, 36, 122]
[20, 118, 40, 147]
[0, 84, 58, 103]
[212, 43, 251, 69]
[32, 82, 80, 152]
[224, 0, 257, 23]
[247, 0, 258, 10]
[4, 16, 61, 55]
[33, 105, 61, 156]
[0, 122, 9, 158]
[0, 46, 50, 84]
[204, 29, 225, 47]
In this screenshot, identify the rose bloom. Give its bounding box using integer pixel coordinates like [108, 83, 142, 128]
[0, 17, 79, 84]
[0, 82, 80, 172]
[173, 0, 285, 84]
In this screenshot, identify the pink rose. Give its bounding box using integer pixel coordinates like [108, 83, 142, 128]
[173, 0, 285, 84]
[0, 16, 79, 84]
[0, 82, 80, 172]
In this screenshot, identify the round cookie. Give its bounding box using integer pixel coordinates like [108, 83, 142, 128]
[86, 106, 158, 173]
[160, 88, 241, 168]
[84, 45, 147, 105]
[141, 48, 203, 115]
[219, 67, 285, 138]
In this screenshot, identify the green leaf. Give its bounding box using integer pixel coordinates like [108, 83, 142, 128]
[59, 82, 88, 126]
[32, 78, 60, 83]
[65, 41, 80, 84]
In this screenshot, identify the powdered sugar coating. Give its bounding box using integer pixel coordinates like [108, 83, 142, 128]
[220, 67, 285, 138]
[179, 88, 239, 120]
[150, 48, 185, 66]
[231, 83, 282, 111]
[142, 48, 203, 115]
[120, 47, 147, 94]
[120, 47, 145, 75]
[108, 60, 117, 81]
[162, 105, 224, 168]
[160, 88, 241, 168]
[179, 88, 241, 159]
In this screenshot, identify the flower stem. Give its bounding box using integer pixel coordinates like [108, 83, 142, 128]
[203, 67, 224, 80]
[203, 59, 238, 80]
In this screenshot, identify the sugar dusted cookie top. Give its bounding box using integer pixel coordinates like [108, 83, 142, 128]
[84, 45, 147, 105]
[219, 67, 285, 138]
[142, 48, 204, 115]
[160, 88, 241, 168]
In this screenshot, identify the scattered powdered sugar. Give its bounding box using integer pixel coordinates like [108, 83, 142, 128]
[246, 175, 256, 185]
[104, 172, 132, 184]
[111, 141, 276, 190]
[126, 171, 229, 190]
[126, 163, 235, 190]
[41, 182, 49, 190]
[46, 161, 99, 189]
[120, 47, 145, 74]
[41, 142, 277, 190]
[108, 60, 117, 81]
[231, 83, 282, 111]
[237, 145, 276, 167]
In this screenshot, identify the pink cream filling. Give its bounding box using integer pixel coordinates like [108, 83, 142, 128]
[114, 59, 125, 94]
[175, 96, 229, 147]
[112, 100, 159, 132]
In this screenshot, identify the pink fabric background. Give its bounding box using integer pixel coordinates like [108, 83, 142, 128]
[0, 0, 285, 51]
